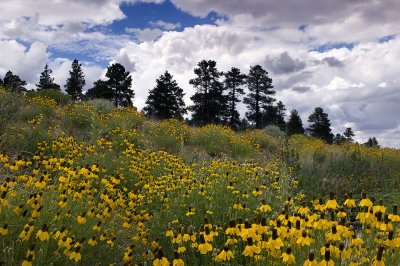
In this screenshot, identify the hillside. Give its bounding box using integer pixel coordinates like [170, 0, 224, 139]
[0, 89, 399, 265]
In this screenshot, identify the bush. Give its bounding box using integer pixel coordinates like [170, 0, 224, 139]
[26, 89, 71, 105]
[87, 98, 115, 114]
[263, 124, 287, 137]
[105, 108, 144, 131]
[0, 88, 23, 134]
[189, 125, 233, 156]
[61, 103, 100, 141]
[146, 119, 190, 154]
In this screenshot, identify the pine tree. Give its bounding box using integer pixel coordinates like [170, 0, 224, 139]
[364, 137, 379, 147]
[65, 59, 85, 101]
[223, 67, 246, 129]
[85, 80, 113, 101]
[189, 60, 226, 126]
[264, 101, 286, 130]
[105, 63, 133, 107]
[2, 71, 27, 93]
[36, 64, 60, 90]
[243, 65, 275, 129]
[286, 109, 304, 136]
[333, 133, 345, 144]
[143, 71, 186, 120]
[306, 107, 334, 144]
[343, 127, 355, 141]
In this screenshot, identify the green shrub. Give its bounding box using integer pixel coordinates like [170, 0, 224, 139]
[87, 98, 115, 114]
[0, 88, 23, 134]
[105, 108, 144, 131]
[189, 125, 232, 156]
[26, 89, 71, 105]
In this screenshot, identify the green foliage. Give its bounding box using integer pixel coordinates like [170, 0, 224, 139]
[263, 124, 287, 137]
[104, 108, 144, 131]
[189, 125, 232, 156]
[65, 59, 85, 101]
[26, 89, 71, 105]
[286, 109, 304, 136]
[87, 98, 115, 114]
[307, 107, 334, 144]
[189, 60, 227, 126]
[244, 64, 275, 129]
[0, 88, 23, 135]
[143, 71, 186, 120]
[224, 67, 246, 129]
[36, 64, 60, 90]
[61, 103, 100, 141]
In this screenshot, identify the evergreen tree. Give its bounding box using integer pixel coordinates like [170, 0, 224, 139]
[85, 80, 113, 101]
[65, 59, 85, 101]
[36, 64, 60, 90]
[306, 107, 334, 144]
[105, 63, 133, 107]
[189, 60, 226, 126]
[2, 71, 27, 93]
[223, 67, 246, 129]
[143, 71, 186, 120]
[343, 127, 355, 141]
[243, 65, 275, 129]
[273, 101, 287, 130]
[286, 109, 304, 136]
[333, 133, 345, 144]
[364, 137, 379, 147]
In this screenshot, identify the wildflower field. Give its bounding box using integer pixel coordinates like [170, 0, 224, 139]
[0, 89, 400, 265]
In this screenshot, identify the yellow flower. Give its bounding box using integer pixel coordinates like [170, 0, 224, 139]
[282, 248, 295, 264]
[69, 249, 82, 262]
[198, 243, 212, 254]
[36, 230, 49, 241]
[304, 252, 318, 266]
[216, 245, 234, 262]
[77, 214, 86, 224]
[325, 193, 339, 210]
[0, 224, 8, 236]
[153, 257, 170, 266]
[172, 251, 185, 266]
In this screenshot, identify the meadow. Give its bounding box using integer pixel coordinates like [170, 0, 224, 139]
[0, 88, 399, 265]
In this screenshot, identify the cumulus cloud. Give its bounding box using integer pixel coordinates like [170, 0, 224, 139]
[125, 28, 163, 42]
[149, 20, 181, 30]
[266, 52, 306, 75]
[0, 0, 125, 25]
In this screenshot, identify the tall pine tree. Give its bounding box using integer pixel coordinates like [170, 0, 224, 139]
[2, 71, 27, 93]
[243, 65, 275, 129]
[36, 64, 60, 91]
[105, 63, 133, 107]
[286, 109, 304, 136]
[223, 67, 246, 129]
[65, 59, 85, 101]
[85, 80, 113, 101]
[343, 127, 355, 141]
[306, 107, 334, 144]
[189, 60, 226, 126]
[143, 71, 186, 120]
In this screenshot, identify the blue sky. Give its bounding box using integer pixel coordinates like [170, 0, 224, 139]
[0, 0, 399, 147]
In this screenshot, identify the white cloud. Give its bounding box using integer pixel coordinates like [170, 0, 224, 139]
[149, 20, 181, 30]
[125, 28, 163, 42]
[0, 40, 48, 83]
[0, 0, 125, 26]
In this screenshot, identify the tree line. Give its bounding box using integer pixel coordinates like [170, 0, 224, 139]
[0, 59, 379, 147]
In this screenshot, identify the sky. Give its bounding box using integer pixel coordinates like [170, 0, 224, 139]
[0, 0, 399, 147]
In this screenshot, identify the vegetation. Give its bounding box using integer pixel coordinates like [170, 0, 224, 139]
[65, 59, 85, 101]
[0, 89, 399, 265]
[143, 71, 186, 120]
